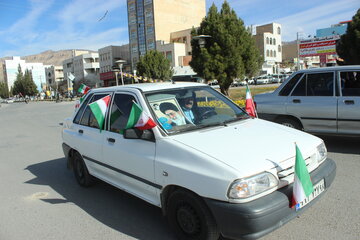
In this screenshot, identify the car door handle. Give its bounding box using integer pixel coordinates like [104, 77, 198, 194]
[293, 99, 301, 103]
[344, 100, 355, 105]
[107, 138, 115, 143]
[78, 129, 84, 134]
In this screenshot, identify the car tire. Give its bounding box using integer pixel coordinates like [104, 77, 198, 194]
[73, 152, 94, 187]
[277, 117, 302, 130]
[166, 189, 219, 240]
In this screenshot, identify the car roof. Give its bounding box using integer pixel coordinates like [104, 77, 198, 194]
[296, 65, 360, 73]
[89, 82, 207, 93]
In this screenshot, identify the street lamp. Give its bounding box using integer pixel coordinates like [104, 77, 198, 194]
[193, 35, 212, 48]
[115, 60, 126, 85]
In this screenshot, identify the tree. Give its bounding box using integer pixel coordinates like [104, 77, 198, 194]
[336, 8, 360, 65]
[12, 65, 38, 96]
[0, 82, 9, 98]
[136, 50, 173, 80]
[190, 1, 262, 95]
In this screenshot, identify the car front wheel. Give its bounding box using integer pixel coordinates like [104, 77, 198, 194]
[166, 189, 219, 240]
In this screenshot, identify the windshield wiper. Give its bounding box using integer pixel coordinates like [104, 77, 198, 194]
[222, 115, 250, 125]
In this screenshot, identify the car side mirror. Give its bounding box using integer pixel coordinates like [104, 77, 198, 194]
[123, 128, 155, 142]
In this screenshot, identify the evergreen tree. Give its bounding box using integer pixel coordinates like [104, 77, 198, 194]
[190, 1, 262, 95]
[12, 65, 25, 95]
[12, 66, 38, 96]
[336, 8, 360, 65]
[136, 50, 173, 80]
[0, 82, 9, 98]
[23, 69, 38, 96]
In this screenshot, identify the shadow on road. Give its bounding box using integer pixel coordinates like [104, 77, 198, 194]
[24, 158, 175, 240]
[317, 135, 360, 155]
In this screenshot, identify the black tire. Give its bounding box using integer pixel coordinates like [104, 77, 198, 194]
[73, 152, 94, 187]
[166, 190, 219, 240]
[277, 117, 302, 130]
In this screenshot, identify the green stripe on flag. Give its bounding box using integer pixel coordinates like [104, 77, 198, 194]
[125, 102, 142, 129]
[295, 145, 314, 196]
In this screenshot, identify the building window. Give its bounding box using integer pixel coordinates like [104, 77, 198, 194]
[277, 27, 281, 35]
[270, 50, 273, 57]
[166, 51, 172, 62]
[273, 38, 276, 45]
[278, 45, 281, 52]
[144, 0, 152, 5]
[266, 37, 269, 44]
[129, 2, 135, 11]
[270, 38, 272, 45]
[266, 50, 269, 57]
[274, 51, 276, 57]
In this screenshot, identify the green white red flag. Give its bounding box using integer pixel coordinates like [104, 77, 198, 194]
[125, 102, 156, 130]
[89, 95, 111, 130]
[245, 85, 257, 117]
[78, 84, 90, 94]
[292, 144, 314, 208]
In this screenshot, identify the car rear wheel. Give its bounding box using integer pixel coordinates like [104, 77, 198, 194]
[166, 189, 219, 240]
[73, 152, 94, 187]
[277, 117, 302, 130]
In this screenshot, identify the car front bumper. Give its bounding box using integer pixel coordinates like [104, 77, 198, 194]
[204, 158, 336, 240]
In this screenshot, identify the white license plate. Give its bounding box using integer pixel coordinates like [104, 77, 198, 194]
[296, 179, 325, 211]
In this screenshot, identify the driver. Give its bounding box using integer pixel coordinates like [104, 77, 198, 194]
[181, 96, 195, 123]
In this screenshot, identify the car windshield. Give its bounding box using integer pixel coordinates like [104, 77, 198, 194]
[145, 86, 249, 134]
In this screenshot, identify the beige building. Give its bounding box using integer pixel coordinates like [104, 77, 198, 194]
[254, 23, 282, 74]
[127, 0, 205, 69]
[45, 66, 64, 90]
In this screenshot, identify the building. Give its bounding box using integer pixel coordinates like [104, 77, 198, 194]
[99, 45, 131, 87]
[127, 0, 206, 70]
[45, 65, 64, 91]
[62, 52, 100, 88]
[254, 23, 282, 75]
[4, 56, 47, 93]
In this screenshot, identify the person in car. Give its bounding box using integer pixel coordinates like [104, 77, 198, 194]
[159, 102, 186, 126]
[181, 96, 195, 123]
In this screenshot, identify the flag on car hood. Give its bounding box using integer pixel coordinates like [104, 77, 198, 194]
[89, 95, 111, 131]
[292, 143, 314, 208]
[125, 101, 156, 130]
[78, 84, 90, 94]
[245, 85, 257, 117]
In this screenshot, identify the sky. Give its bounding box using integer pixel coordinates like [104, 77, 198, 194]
[0, 0, 358, 58]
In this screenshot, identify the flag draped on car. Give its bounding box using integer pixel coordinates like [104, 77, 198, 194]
[245, 85, 257, 117]
[89, 95, 111, 130]
[125, 101, 156, 130]
[78, 84, 90, 94]
[292, 144, 314, 208]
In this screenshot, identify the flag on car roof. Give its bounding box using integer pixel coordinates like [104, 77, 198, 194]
[245, 85, 257, 118]
[78, 84, 90, 94]
[125, 101, 156, 130]
[292, 143, 314, 209]
[89, 95, 111, 131]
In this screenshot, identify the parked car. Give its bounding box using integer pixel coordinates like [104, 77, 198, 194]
[255, 75, 271, 84]
[62, 82, 336, 240]
[271, 74, 282, 83]
[254, 66, 360, 136]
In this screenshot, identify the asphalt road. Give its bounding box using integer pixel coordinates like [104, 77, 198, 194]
[0, 101, 359, 240]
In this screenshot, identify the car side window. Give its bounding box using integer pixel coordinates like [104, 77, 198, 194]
[109, 93, 137, 133]
[74, 93, 93, 124]
[279, 73, 303, 96]
[340, 71, 360, 96]
[79, 94, 108, 128]
[291, 72, 334, 97]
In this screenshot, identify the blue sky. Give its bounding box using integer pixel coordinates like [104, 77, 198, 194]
[0, 0, 358, 58]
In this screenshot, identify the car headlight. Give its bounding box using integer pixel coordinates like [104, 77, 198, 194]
[316, 142, 327, 163]
[228, 172, 278, 199]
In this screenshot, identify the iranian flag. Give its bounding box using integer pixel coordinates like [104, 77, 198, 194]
[292, 144, 314, 208]
[245, 84, 257, 117]
[78, 84, 90, 94]
[125, 102, 156, 130]
[89, 95, 111, 130]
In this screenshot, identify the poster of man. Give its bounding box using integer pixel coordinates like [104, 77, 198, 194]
[149, 97, 187, 128]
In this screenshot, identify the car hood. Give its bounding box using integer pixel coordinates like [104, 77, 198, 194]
[170, 118, 322, 175]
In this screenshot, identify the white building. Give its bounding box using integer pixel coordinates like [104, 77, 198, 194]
[254, 23, 282, 75]
[62, 53, 100, 87]
[4, 56, 47, 93]
[156, 40, 187, 68]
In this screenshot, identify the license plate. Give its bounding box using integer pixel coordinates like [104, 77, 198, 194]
[296, 179, 325, 211]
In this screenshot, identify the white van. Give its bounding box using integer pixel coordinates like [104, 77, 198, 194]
[62, 82, 336, 240]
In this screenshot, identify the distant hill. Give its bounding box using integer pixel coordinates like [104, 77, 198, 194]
[0, 49, 96, 66]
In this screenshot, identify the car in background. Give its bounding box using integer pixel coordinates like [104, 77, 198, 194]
[271, 74, 282, 83]
[255, 75, 271, 84]
[254, 66, 360, 136]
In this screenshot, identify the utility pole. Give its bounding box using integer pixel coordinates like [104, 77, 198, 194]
[297, 32, 300, 71]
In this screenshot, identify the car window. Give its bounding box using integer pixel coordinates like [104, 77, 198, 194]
[79, 94, 108, 128]
[340, 71, 360, 96]
[73, 93, 93, 124]
[109, 93, 137, 133]
[279, 73, 303, 96]
[291, 72, 334, 97]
